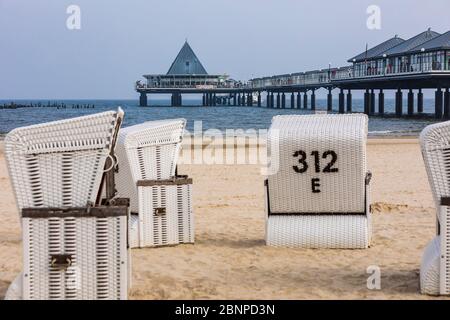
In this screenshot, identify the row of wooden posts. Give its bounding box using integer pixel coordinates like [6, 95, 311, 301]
[204, 88, 450, 119]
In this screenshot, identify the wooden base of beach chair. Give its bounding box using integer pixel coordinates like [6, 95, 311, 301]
[18, 201, 130, 300]
[129, 176, 194, 248]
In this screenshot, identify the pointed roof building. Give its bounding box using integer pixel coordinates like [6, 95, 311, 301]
[166, 41, 208, 75]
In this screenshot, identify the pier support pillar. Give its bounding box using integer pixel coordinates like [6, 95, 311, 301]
[276, 93, 280, 108]
[408, 89, 414, 116]
[327, 88, 333, 112]
[271, 93, 274, 108]
[364, 90, 370, 115]
[418, 89, 423, 113]
[213, 93, 217, 106]
[258, 92, 261, 107]
[172, 93, 182, 106]
[248, 93, 253, 107]
[370, 89, 376, 115]
[281, 93, 286, 109]
[346, 90, 352, 112]
[241, 93, 245, 106]
[444, 88, 450, 119]
[202, 94, 206, 106]
[297, 92, 301, 109]
[339, 89, 345, 114]
[237, 94, 241, 106]
[311, 90, 316, 111]
[378, 89, 384, 114]
[291, 92, 295, 109]
[303, 93, 308, 109]
[435, 88, 443, 119]
[395, 89, 403, 117]
[139, 92, 148, 107]
[266, 92, 271, 108]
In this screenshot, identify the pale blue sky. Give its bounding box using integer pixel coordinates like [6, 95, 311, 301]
[0, 0, 449, 99]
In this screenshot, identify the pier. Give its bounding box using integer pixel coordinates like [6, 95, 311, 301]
[136, 30, 450, 119]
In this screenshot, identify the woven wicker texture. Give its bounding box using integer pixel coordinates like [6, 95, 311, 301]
[116, 119, 186, 213]
[5, 110, 123, 210]
[266, 215, 369, 248]
[22, 216, 128, 300]
[420, 121, 450, 295]
[268, 114, 368, 213]
[420, 236, 440, 295]
[265, 114, 371, 248]
[4, 109, 129, 300]
[131, 183, 194, 248]
[4, 273, 22, 300]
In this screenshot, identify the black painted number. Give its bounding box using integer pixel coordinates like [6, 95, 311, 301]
[292, 150, 338, 174]
[292, 150, 308, 173]
[322, 150, 338, 173]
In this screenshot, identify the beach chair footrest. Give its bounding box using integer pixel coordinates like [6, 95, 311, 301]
[266, 215, 370, 249]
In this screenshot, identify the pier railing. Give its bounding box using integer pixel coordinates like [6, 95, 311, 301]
[136, 65, 449, 91]
[248, 64, 450, 89]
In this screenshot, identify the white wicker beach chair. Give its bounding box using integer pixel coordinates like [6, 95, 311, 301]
[115, 119, 194, 248]
[265, 114, 372, 249]
[4, 108, 130, 300]
[420, 121, 450, 295]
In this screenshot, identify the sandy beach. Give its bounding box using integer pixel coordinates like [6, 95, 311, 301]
[0, 138, 445, 300]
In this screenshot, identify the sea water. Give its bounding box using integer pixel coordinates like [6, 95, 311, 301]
[0, 98, 440, 137]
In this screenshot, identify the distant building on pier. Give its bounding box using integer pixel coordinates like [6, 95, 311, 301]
[137, 41, 228, 89]
[349, 28, 448, 77]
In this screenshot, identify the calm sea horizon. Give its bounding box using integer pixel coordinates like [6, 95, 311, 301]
[0, 98, 441, 137]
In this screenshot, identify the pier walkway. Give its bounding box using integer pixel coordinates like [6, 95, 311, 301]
[136, 30, 450, 119]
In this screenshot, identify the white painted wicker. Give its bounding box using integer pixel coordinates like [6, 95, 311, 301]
[5, 109, 123, 211]
[129, 177, 194, 248]
[420, 237, 440, 295]
[265, 114, 371, 248]
[116, 119, 186, 213]
[419, 121, 450, 295]
[4, 109, 130, 300]
[22, 213, 128, 300]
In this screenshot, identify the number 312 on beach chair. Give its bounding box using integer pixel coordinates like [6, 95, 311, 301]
[265, 114, 372, 249]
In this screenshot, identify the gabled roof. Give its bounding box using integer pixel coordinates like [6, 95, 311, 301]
[348, 36, 405, 62]
[377, 29, 440, 57]
[409, 30, 450, 53]
[167, 41, 208, 75]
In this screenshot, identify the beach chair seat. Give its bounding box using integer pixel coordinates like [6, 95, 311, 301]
[419, 121, 450, 295]
[4, 108, 130, 300]
[115, 119, 194, 248]
[265, 114, 371, 249]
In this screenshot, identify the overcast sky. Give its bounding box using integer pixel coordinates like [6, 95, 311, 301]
[0, 0, 449, 99]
